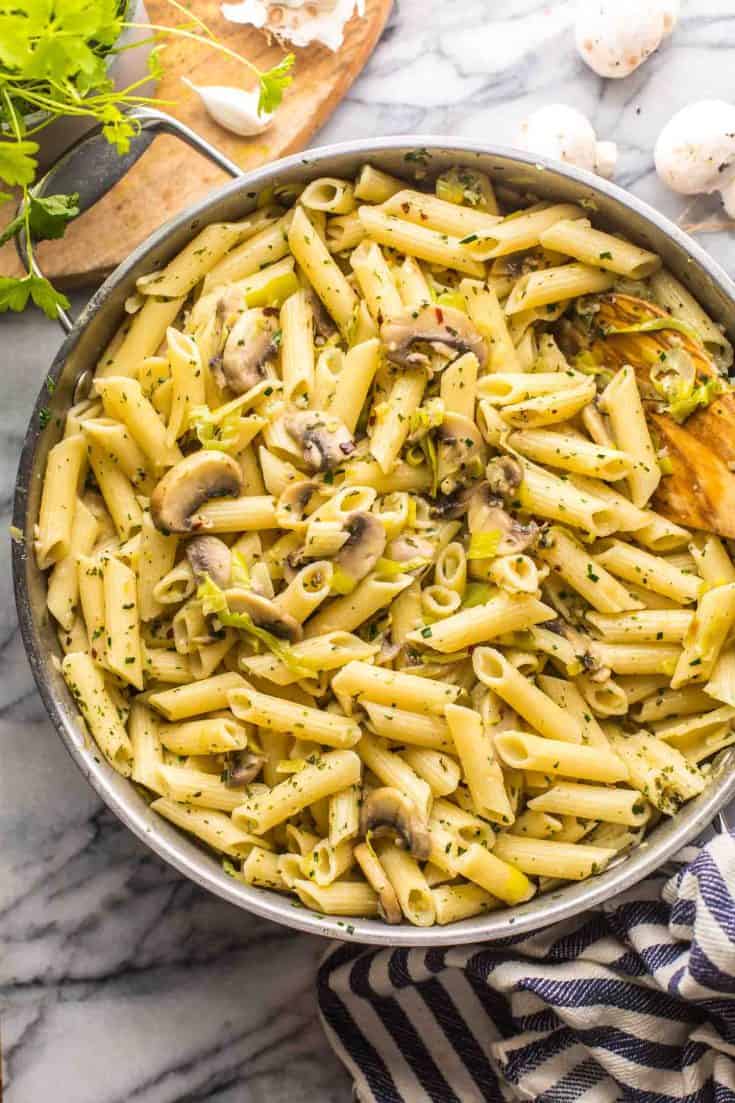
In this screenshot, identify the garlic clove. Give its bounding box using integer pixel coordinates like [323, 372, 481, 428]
[182, 78, 274, 136]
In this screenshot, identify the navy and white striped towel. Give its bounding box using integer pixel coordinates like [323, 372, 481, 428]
[318, 830, 735, 1102]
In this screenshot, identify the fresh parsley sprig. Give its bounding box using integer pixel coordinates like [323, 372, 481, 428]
[0, 0, 294, 319]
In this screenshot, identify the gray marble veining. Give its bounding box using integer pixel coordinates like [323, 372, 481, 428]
[3, 1, 735, 1099]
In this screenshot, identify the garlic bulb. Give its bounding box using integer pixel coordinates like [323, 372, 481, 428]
[220, 0, 365, 52]
[182, 78, 274, 137]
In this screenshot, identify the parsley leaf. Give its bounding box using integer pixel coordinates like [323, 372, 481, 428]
[0, 193, 80, 249]
[0, 275, 70, 319]
[0, 141, 39, 187]
[258, 54, 295, 115]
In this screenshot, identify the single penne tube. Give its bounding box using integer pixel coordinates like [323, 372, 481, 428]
[229, 684, 361, 748]
[349, 238, 403, 323]
[671, 582, 735, 688]
[477, 370, 589, 405]
[460, 279, 520, 373]
[688, 534, 735, 585]
[301, 837, 355, 887]
[195, 496, 278, 533]
[376, 840, 436, 926]
[148, 672, 246, 721]
[35, 433, 87, 569]
[435, 542, 467, 596]
[440, 351, 478, 419]
[462, 202, 585, 260]
[329, 338, 381, 433]
[508, 810, 563, 838]
[575, 674, 629, 718]
[129, 701, 164, 791]
[600, 365, 660, 508]
[675, 724, 735, 765]
[272, 561, 333, 623]
[279, 289, 315, 403]
[508, 429, 633, 480]
[232, 749, 361, 834]
[136, 512, 178, 623]
[446, 704, 514, 825]
[157, 717, 249, 755]
[535, 675, 609, 749]
[538, 219, 660, 278]
[650, 269, 734, 369]
[518, 465, 618, 536]
[357, 205, 485, 277]
[567, 474, 649, 534]
[704, 646, 735, 707]
[137, 220, 254, 297]
[301, 176, 356, 214]
[594, 540, 700, 604]
[406, 593, 555, 654]
[62, 651, 133, 774]
[651, 703, 735, 744]
[505, 264, 615, 314]
[157, 764, 245, 811]
[432, 881, 500, 924]
[634, 686, 717, 723]
[610, 732, 704, 813]
[103, 555, 144, 690]
[97, 294, 185, 378]
[492, 833, 616, 881]
[152, 797, 263, 858]
[87, 442, 142, 541]
[528, 783, 649, 827]
[354, 164, 404, 203]
[587, 609, 693, 643]
[152, 560, 195, 605]
[241, 632, 379, 687]
[537, 526, 643, 613]
[630, 511, 691, 554]
[400, 748, 461, 797]
[328, 784, 361, 847]
[325, 211, 366, 253]
[495, 729, 628, 783]
[362, 699, 454, 752]
[369, 366, 427, 474]
[165, 328, 205, 445]
[473, 648, 583, 744]
[331, 660, 461, 714]
[593, 642, 682, 676]
[453, 843, 535, 905]
[288, 205, 358, 335]
[500, 381, 597, 429]
[382, 189, 501, 238]
[143, 648, 192, 684]
[241, 847, 288, 891]
[304, 575, 412, 637]
[357, 731, 432, 819]
[342, 457, 432, 493]
[293, 878, 379, 917]
[394, 255, 431, 310]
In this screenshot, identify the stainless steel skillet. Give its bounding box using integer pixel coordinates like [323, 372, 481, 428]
[13, 116, 735, 945]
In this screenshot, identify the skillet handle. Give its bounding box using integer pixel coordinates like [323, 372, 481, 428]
[16, 105, 245, 335]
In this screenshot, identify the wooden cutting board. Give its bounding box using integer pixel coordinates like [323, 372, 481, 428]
[0, 0, 392, 287]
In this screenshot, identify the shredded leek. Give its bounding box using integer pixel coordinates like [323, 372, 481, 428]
[330, 566, 357, 595]
[188, 392, 253, 453]
[658, 455, 674, 476]
[604, 314, 702, 345]
[230, 551, 251, 587]
[436, 291, 467, 313]
[667, 377, 725, 424]
[462, 582, 493, 608]
[376, 556, 429, 579]
[419, 432, 439, 498]
[467, 530, 502, 560]
[409, 400, 445, 437]
[244, 269, 300, 309]
[196, 575, 315, 678]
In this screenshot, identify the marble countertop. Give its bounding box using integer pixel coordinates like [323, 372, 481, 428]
[3, 1, 735, 1099]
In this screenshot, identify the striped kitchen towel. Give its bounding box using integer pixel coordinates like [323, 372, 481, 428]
[318, 829, 735, 1102]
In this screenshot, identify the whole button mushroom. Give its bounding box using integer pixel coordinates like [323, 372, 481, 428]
[654, 100, 735, 217]
[515, 104, 617, 178]
[575, 0, 679, 79]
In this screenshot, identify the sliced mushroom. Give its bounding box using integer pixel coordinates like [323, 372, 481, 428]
[360, 787, 431, 860]
[275, 480, 322, 529]
[436, 412, 487, 486]
[432, 485, 474, 520]
[353, 841, 402, 925]
[385, 534, 435, 562]
[545, 619, 610, 681]
[284, 410, 355, 473]
[381, 305, 488, 371]
[186, 535, 232, 587]
[468, 483, 539, 555]
[218, 307, 280, 394]
[485, 456, 524, 501]
[222, 751, 266, 788]
[150, 452, 243, 534]
[305, 287, 338, 343]
[334, 512, 386, 583]
[223, 586, 303, 643]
